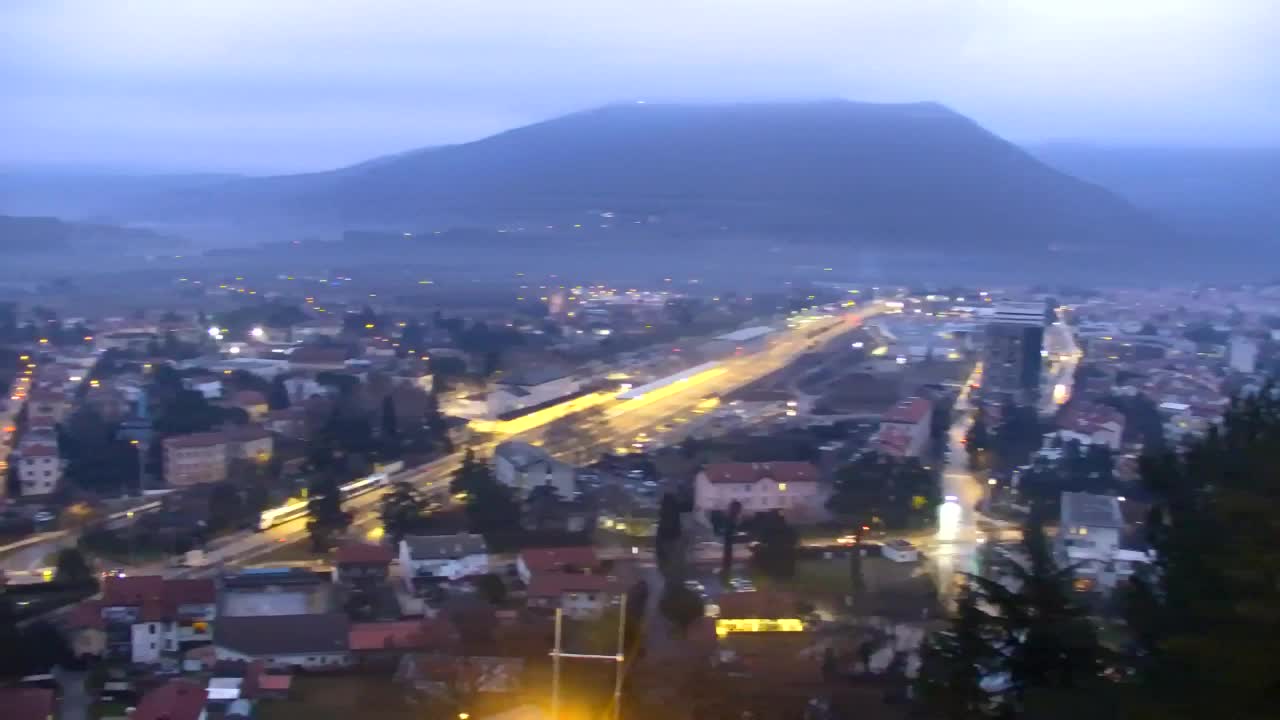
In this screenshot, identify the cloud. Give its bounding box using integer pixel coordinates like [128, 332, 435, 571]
[2, 0, 1276, 171]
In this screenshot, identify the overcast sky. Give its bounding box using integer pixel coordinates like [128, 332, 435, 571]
[3, 0, 1277, 173]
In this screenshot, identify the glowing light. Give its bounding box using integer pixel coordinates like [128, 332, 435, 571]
[1052, 383, 1069, 405]
[715, 618, 805, 637]
[250, 327, 266, 339]
[937, 499, 962, 542]
[228, 346, 241, 354]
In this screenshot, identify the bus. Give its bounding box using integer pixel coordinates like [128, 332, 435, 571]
[256, 467, 397, 531]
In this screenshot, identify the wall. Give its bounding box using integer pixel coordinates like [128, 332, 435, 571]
[215, 646, 351, 670]
[694, 475, 822, 523]
[131, 621, 177, 664]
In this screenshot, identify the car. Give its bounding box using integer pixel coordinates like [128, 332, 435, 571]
[683, 579, 706, 593]
[32, 510, 55, 523]
[641, 480, 658, 488]
[625, 469, 646, 479]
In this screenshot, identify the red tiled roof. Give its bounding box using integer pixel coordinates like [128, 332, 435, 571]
[348, 620, 449, 651]
[1058, 402, 1125, 435]
[165, 578, 216, 606]
[132, 680, 208, 720]
[699, 462, 818, 485]
[68, 600, 106, 630]
[519, 547, 598, 573]
[164, 431, 229, 450]
[526, 572, 624, 598]
[0, 687, 55, 720]
[883, 396, 932, 425]
[18, 443, 58, 458]
[103, 575, 166, 606]
[335, 541, 394, 565]
[257, 674, 293, 691]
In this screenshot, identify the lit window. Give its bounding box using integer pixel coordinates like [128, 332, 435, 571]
[778, 482, 788, 492]
[1079, 527, 1089, 536]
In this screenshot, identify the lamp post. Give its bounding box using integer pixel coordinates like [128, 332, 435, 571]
[550, 593, 628, 720]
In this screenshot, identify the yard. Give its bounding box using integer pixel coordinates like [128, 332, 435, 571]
[255, 675, 420, 720]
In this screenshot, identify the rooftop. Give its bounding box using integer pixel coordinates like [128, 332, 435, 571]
[215, 613, 350, 657]
[402, 533, 488, 561]
[882, 396, 932, 425]
[526, 572, 625, 598]
[699, 461, 818, 485]
[0, 687, 55, 720]
[335, 540, 395, 565]
[132, 680, 208, 720]
[1061, 491, 1124, 529]
[519, 546, 598, 573]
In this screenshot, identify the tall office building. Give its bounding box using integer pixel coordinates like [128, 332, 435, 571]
[982, 302, 1046, 404]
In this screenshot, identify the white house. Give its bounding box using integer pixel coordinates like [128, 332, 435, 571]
[493, 441, 577, 499]
[694, 462, 823, 523]
[882, 540, 920, 563]
[398, 534, 489, 586]
[1057, 491, 1151, 593]
[16, 440, 62, 496]
[487, 369, 581, 418]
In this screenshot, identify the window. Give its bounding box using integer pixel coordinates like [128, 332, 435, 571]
[150, 624, 157, 634]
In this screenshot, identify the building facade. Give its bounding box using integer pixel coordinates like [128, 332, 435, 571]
[982, 302, 1046, 404]
[694, 462, 823, 523]
[493, 441, 577, 499]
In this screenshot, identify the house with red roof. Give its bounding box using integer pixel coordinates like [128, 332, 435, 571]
[515, 546, 599, 583]
[1053, 402, 1126, 450]
[333, 541, 395, 586]
[873, 396, 933, 458]
[68, 575, 216, 665]
[694, 462, 823, 524]
[132, 680, 208, 720]
[0, 687, 56, 720]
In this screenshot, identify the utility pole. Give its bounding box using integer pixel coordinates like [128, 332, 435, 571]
[549, 593, 628, 720]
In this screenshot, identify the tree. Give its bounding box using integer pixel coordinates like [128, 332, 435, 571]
[1118, 388, 1280, 719]
[523, 484, 562, 532]
[971, 510, 1099, 706]
[748, 510, 797, 579]
[208, 482, 244, 532]
[655, 492, 684, 577]
[307, 474, 351, 551]
[268, 376, 291, 410]
[380, 481, 427, 546]
[659, 584, 705, 635]
[380, 395, 401, 459]
[53, 547, 96, 588]
[915, 584, 998, 720]
[720, 499, 742, 579]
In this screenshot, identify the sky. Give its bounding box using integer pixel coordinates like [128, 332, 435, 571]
[2, 0, 1277, 173]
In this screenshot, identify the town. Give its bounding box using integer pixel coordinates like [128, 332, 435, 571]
[2, 272, 1274, 720]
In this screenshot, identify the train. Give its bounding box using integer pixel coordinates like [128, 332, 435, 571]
[255, 461, 404, 531]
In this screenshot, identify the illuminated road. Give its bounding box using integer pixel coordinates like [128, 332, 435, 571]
[174, 305, 883, 573]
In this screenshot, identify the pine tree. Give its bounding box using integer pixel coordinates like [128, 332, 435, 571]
[916, 584, 996, 720]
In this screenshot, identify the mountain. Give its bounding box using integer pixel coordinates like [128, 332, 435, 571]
[137, 101, 1168, 256]
[0, 215, 183, 255]
[1030, 143, 1280, 247]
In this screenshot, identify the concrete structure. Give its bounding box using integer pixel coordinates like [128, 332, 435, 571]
[1057, 491, 1150, 593]
[163, 427, 273, 486]
[525, 573, 625, 619]
[398, 534, 489, 586]
[15, 438, 61, 496]
[1229, 336, 1259, 374]
[694, 462, 823, 523]
[1053, 402, 1126, 450]
[982, 302, 1045, 404]
[493, 441, 577, 499]
[333, 541, 394, 586]
[488, 369, 581, 417]
[874, 396, 932, 458]
[70, 576, 217, 666]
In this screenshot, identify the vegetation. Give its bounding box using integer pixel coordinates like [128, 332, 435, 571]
[379, 480, 430, 546]
[828, 451, 937, 532]
[306, 474, 351, 551]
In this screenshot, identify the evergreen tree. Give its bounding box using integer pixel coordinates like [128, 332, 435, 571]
[268, 376, 291, 410]
[306, 474, 351, 551]
[380, 395, 401, 458]
[971, 510, 1099, 706]
[379, 480, 427, 546]
[655, 492, 684, 577]
[916, 584, 997, 720]
[1121, 388, 1280, 719]
[720, 499, 742, 579]
[53, 547, 96, 589]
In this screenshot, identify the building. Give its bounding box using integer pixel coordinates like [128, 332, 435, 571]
[70, 576, 217, 665]
[982, 302, 1045, 404]
[163, 426, 273, 486]
[693, 462, 823, 523]
[516, 547, 601, 583]
[333, 541, 395, 587]
[132, 680, 209, 720]
[398, 534, 489, 588]
[493, 441, 576, 499]
[26, 389, 71, 422]
[1228, 336, 1259, 374]
[1057, 491, 1151, 593]
[0, 687, 56, 720]
[214, 613, 351, 669]
[525, 572, 626, 619]
[874, 396, 933, 458]
[487, 369, 581, 418]
[1053, 402, 1126, 450]
[15, 437, 61, 496]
